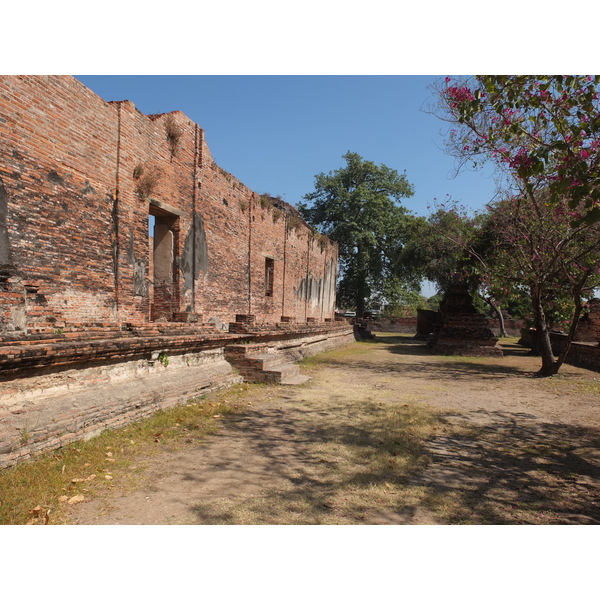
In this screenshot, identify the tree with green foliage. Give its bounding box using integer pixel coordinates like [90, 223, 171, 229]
[402, 202, 509, 335]
[298, 152, 416, 317]
[380, 287, 428, 318]
[420, 191, 600, 376]
[474, 191, 600, 375]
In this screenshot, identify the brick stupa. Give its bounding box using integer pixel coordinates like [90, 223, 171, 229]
[428, 284, 503, 357]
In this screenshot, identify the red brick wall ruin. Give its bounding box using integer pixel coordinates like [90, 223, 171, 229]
[0, 76, 338, 334]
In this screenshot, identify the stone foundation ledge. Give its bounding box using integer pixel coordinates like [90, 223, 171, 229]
[0, 331, 248, 376]
[226, 328, 355, 362]
[228, 320, 351, 335]
[0, 321, 352, 377]
[0, 324, 355, 469]
[0, 347, 242, 469]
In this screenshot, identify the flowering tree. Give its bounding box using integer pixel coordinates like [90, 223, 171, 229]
[409, 191, 600, 375]
[435, 75, 600, 225]
[471, 192, 600, 376]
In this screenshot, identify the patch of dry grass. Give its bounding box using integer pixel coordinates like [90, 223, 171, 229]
[0, 385, 257, 525]
[190, 394, 441, 524]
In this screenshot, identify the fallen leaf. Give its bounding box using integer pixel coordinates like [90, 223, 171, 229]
[106, 451, 113, 458]
[86, 474, 97, 481]
[32, 505, 43, 517]
[67, 494, 85, 505]
[71, 478, 86, 483]
[106, 458, 116, 462]
[58, 496, 69, 503]
[105, 475, 113, 480]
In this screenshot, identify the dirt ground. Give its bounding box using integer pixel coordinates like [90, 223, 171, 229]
[67, 334, 600, 525]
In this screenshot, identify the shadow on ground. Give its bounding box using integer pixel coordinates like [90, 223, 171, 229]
[315, 336, 537, 380]
[418, 409, 600, 524]
[186, 395, 600, 524]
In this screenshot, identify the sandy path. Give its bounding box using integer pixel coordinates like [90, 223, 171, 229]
[68, 335, 600, 525]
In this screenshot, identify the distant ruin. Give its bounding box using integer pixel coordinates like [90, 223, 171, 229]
[427, 284, 503, 357]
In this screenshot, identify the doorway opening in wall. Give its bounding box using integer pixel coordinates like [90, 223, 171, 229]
[148, 205, 180, 322]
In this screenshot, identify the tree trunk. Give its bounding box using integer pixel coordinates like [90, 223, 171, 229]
[356, 289, 366, 319]
[355, 245, 367, 319]
[531, 287, 558, 377]
[481, 294, 507, 337]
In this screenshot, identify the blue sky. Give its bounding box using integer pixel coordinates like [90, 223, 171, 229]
[75, 76, 499, 218]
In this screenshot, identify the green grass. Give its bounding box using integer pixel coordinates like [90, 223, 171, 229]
[299, 341, 375, 368]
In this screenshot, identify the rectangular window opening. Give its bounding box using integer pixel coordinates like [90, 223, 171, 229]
[265, 258, 274, 297]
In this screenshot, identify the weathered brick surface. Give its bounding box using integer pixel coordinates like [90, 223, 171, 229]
[551, 332, 600, 372]
[574, 298, 600, 342]
[0, 75, 337, 334]
[0, 76, 120, 328]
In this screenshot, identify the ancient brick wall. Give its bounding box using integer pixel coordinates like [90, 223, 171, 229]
[0, 76, 337, 334]
[248, 195, 287, 323]
[0, 76, 120, 331]
[367, 316, 419, 333]
[195, 143, 254, 327]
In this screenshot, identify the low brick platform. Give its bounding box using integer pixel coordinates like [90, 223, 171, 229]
[0, 347, 242, 469]
[551, 332, 600, 373]
[0, 321, 354, 468]
[225, 326, 355, 384]
[0, 322, 244, 376]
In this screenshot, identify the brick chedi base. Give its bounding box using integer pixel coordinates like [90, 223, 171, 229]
[428, 284, 503, 358]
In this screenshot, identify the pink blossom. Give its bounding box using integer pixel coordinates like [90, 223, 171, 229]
[445, 86, 476, 108]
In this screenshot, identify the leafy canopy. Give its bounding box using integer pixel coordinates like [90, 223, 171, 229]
[425, 191, 600, 375]
[298, 152, 415, 315]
